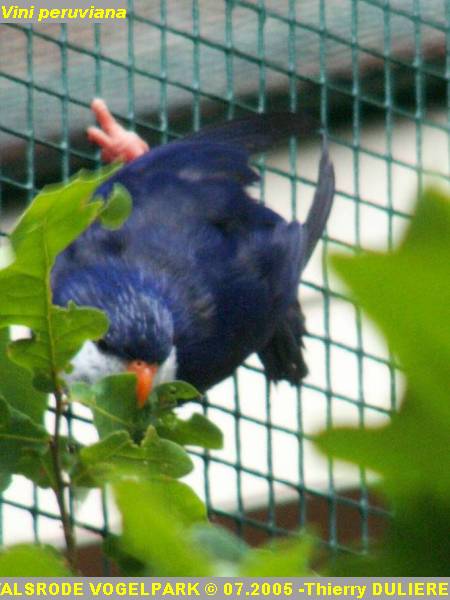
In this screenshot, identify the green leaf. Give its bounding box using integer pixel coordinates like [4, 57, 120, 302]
[0, 167, 120, 391]
[239, 535, 313, 577]
[141, 426, 193, 477]
[331, 187, 450, 421]
[72, 427, 193, 487]
[103, 535, 148, 576]
[0, 544, 72, 576]
[316, 389, 449, 500]
[98, 184, 132, 229]
[71, 375, 206, 445]
[149, 381, 202, 413]
[122, 476, 207, 528]
[72, 431, 135, 487]
[70, 374, 140, 439]
[315, 187, 450, 576]
[327, 493, 450, 577]
[321, 189, 450, 500]
[16, 437, 76, 489]
[16, 449, 57, 489]
[0, 328, 47, 423]
[189, 524, 249, 564]
[0, 396, 49, 491]
[157, 412, 223, 449]
[114, 479, 211, 576]
[8, 302, 108, 391]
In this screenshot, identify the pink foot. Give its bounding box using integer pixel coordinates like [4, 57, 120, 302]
[87, 98, 150, 163]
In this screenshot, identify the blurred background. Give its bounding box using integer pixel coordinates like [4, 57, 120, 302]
[0, 0, 449, 571]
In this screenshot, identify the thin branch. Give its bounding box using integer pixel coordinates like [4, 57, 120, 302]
[49, 384, 77, 572]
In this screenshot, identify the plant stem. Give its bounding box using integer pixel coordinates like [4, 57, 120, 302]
[49, 384, 77, 572]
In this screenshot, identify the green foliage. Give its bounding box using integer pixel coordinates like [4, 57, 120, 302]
[0, 396, 49, 491]
[0, 544, 72, 576]
[71, 376, 205, 443]
[316, 187, 450, 575]
[239, 537, 312, 577]
[0, 163, 447, 578]
[71, 374, 142, 439]
[112, 480, 313, 577]
[332, 187, 449, 421]
[149, 381, 201, 411]
[16, 436, 76, 489]
[156, 412, 223, 450]
[0, 168, 124, 391]
[0, 169, 223, 573]
[72, 427, 193, 486]
[189, 524, 249, 564]
[70, 373, 218, 485]
[0, 329, 47, 423]
[99, 184, 132, 230]
[114, 479, 211, 577]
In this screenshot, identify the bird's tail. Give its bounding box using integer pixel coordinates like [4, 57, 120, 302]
[258, 300, 309, 384]
[257, 144, 335, 385]
[301, 144, 335, 270]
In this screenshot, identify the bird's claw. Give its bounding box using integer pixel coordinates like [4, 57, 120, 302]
[88, 98, 149, 163]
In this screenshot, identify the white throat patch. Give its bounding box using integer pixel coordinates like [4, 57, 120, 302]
[153, 346, 178, 386]
[65, 340, 178, 386]
[65, 340, 126, 385]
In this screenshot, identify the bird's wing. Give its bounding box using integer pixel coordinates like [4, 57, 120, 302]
[97, 140, 258, 198]
[108, 140, 307, 314]
[181, 112, 316, 154]
[88, 138, 298, 249]
[54, 137, 306, 319]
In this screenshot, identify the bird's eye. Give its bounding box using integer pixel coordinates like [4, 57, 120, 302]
[97, 340, 108, 352]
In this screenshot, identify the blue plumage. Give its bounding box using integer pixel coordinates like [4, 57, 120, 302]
[52, 115, 335, 392]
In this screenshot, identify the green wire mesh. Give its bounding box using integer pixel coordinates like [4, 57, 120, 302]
[0, 0, 449, 564]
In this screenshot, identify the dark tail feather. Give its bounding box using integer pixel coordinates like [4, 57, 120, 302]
[259, 143, 334, 385]
[258, 301, 308, 384]
[183, 112, 317, 155]
[302, 143, 335, 269]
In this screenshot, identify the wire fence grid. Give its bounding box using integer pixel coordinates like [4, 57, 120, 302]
[0, 0, 449, 565]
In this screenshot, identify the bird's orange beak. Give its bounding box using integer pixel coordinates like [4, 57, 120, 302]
[127, 360, 158, 408]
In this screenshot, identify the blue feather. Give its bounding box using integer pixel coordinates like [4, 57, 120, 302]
[53, 116, 334, 390]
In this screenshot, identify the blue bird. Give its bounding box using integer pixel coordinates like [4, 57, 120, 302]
[52, 100, 335, 405]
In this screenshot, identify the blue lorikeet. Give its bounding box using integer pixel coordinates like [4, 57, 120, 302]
[52, 100, 335, 405]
